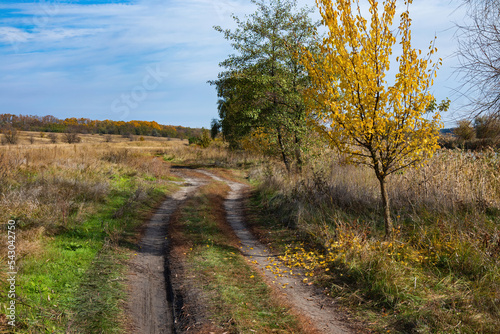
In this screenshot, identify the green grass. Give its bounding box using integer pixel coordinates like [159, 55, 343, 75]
[174, 181, 305, 333]
[5, 163, 175, 333]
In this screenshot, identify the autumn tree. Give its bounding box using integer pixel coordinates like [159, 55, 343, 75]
[301, 0, 444, 238]
[454, 119, 476, 142]
[211, 0, 319, 173]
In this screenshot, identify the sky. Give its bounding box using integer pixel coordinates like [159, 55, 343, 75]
[0, 0, 468, 128]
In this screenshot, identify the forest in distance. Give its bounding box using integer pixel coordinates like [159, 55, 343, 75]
[0, 113, 202, 140]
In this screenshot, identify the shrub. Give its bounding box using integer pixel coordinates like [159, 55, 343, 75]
[188, 136, 200, 145]
[63, 132, 81, 144]
[475, 115, 500, 140]
[2, 126, 19, 144]
[454, 119, 476, 141]
[48, 133, 58, 143]
[200, 128, 211, 148]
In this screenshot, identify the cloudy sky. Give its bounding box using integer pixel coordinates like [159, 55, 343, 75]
[0, 0, 467, 128]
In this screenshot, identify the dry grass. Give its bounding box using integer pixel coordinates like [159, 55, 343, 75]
[2, 130, 187, 146]
[0, 139, 191, 331]
[251, 148, 500, 333]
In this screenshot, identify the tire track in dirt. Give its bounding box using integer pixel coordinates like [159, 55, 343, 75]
[196, 170, 353, 334]
[126, 172, 205, 334]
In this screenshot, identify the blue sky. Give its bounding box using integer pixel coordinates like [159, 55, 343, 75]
[0, 0, 467, 128]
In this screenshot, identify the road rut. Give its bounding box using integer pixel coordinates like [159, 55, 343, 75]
[126, 174, 203, 334]
[127, 169, 353, 333]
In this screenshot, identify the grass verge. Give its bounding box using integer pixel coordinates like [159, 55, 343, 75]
[247, 153, 500, 334]
[0, 143, 177, 333]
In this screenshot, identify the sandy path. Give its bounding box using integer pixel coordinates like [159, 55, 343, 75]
[197, 170, 353, 334]
[126, 174, 203, 334]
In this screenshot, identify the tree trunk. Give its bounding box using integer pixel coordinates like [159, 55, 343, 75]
[294, 134, 303, 174]
[378, 176, 393, 239]
[277, 126, 291, 174]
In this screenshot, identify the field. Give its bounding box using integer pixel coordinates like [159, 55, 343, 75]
[0, 132, 499, 333]
[0, 133, 185, 332]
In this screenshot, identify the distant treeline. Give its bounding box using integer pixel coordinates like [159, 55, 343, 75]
[0, 114, 201, 139]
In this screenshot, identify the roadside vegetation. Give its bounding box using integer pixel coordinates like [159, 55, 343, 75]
[247, 147, 500, 333]
[0, 135, 182, 332]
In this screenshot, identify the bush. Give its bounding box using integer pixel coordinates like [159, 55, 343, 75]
[63, 132, 81, 144]
[188, 136, 200, 145]
[200, 128, 212, 148]
[475, 115, 500, 140]
[454, 119, 476, 141]
[48, 133, 58, 143]
[2, 126, 19, 144]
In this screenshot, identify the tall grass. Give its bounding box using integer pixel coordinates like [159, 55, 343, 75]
[0, 141, 182, 331]
[251, 148, 500, 333]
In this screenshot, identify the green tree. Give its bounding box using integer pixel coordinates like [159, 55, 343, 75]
[210, 118, 221, 139]
[210, 0, 319, 173]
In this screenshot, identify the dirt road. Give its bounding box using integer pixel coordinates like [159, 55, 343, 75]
[198, 170, 352, 334]
[126, 169, 353, 334]
[126, 173, 204, 334]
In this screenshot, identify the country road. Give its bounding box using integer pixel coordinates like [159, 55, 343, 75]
[125, 168, 354, 334]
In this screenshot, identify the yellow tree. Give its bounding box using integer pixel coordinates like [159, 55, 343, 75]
[301, 0, 443, 238]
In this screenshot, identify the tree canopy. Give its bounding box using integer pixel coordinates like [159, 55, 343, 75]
[210, 0, 319, 172]
[457, 0, 500, 116]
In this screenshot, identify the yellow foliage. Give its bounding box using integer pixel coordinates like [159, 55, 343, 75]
[240, 127, 274, 154]
[301, 0, 443, 177]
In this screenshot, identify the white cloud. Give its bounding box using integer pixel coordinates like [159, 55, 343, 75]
[0, 0, 467, 127]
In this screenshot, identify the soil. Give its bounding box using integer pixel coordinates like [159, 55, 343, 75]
[126, 168, 358, 334]
[125, 171, 204, 334]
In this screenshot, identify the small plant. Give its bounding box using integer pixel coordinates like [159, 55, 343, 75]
[48, 133, 58, 143]
[63, 131, 81, 144]
[29, 134, 35, 144]
[104, 135, 112, 143]
[2, 125, 19, 144]
[139, 136, 145, 142]
[40, 132, 45, 138]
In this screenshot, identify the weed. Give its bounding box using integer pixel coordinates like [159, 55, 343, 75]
[249, 149, 500, 333]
